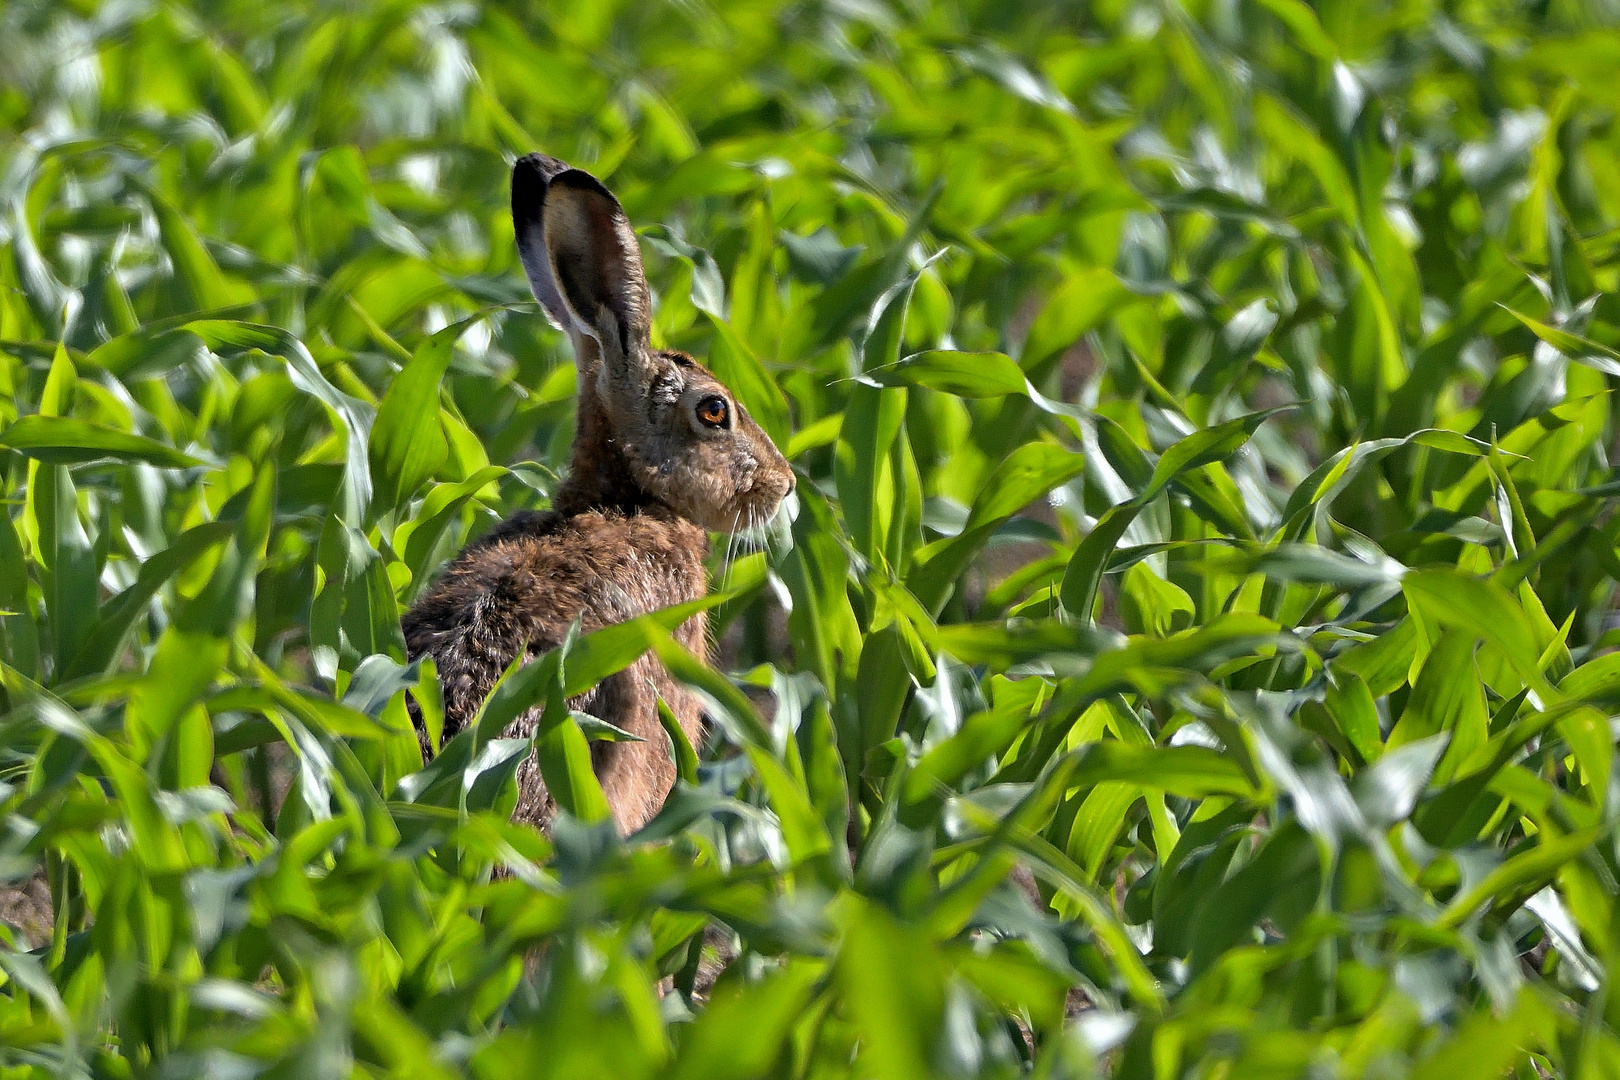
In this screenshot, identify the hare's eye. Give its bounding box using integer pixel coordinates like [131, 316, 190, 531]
[696, 396, 729, 428]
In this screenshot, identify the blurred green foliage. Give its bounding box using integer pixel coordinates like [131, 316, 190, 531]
[4, 0, 1620, 1076]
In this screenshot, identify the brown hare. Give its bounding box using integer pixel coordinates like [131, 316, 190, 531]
[402, 153, 794, 834]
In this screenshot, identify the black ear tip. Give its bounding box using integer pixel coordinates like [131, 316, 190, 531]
[512, 153, 624, 225]
[512, 153, 583, 223]
[512, 154, 558, 225]
[513, 152, 572, 186]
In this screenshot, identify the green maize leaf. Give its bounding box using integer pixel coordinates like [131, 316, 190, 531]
[186, 320, 375, 519]
[0, 416, 205, 468]
[1059, 407, 1286, 620]
[1060, 740, 1262, 800]
[1438, 828, 1605, 931]
[1388, 630, 1489, 784]
[744, 744, 833, 867]
[537, 714, 614, 824]
[666, 957, 826, 1080]
[1402, 570, 1558, 703]
[63, 519, 234, 680]
[1187, 819, 1320, 974]
[909, 440, 1084, 612]
[864, 350, 1028, 398]
[4, 5, 1620, 1076]
[368, 318, 479, 515]
[1020, 267, 1134, 377]
[1503, 306, 1620, 377]
[655, 695, 700, 786]
[139, 182, 255, 311]
[834, 898, 948, 1080]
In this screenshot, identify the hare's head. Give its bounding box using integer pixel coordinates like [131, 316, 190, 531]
[512, 154, 793, 534]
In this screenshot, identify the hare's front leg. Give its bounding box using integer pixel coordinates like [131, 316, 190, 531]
[585, 659, 673, 834]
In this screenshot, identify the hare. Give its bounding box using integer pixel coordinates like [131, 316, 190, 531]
[402, 154, 794, 834]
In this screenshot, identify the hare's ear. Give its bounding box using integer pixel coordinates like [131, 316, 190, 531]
[511, 153, 651, 378]
[511, 153, 575, 332]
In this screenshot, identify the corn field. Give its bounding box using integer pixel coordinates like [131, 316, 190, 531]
[3, 1, 1620, 1077]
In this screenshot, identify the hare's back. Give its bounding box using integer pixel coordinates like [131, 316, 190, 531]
[518, 507, 711, 624]
[401, 507, 709, 726]
[405, 506, 710, 645]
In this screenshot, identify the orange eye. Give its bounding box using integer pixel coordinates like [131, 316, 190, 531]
[696, 396, 729, 428]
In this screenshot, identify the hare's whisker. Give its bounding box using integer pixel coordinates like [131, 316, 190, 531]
[761, 506, 779, 560]
[720, 508, 743, 590]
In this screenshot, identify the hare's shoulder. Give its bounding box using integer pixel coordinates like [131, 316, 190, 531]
[505, 506, 710, 617]
[404, 506, 708, 643]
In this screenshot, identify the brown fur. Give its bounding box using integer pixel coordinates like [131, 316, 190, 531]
[401, 154, 793, 835]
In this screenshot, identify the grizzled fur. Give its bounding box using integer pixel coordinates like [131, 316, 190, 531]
[402, 154, 793, 835]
